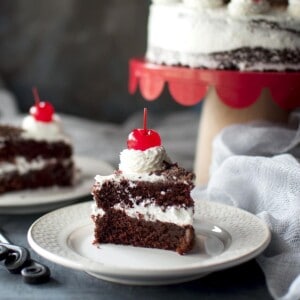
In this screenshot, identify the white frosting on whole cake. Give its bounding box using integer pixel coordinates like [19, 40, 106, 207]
[146, 2, 300, 70]
[119, 146, 171, 174]
[147, 4, 298, 55]
[21, 115, 70, 143]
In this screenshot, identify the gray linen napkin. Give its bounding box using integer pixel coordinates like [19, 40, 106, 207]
[192, 110, 300, 300]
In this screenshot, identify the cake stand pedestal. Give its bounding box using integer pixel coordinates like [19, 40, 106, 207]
[196, 88, 289, 183]
[129, 58, 300, 184]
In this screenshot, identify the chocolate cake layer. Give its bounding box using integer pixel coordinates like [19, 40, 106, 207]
[0, 125, 72, 162]
[93, 162, 195, 210]
[0, 126, 23, 139]
[93, 180, 194, 210]
[92, 209, 195, 255]
[211, 47, 300, 71]
[0, 160, 74, 194]
[0, 140, 72, 162]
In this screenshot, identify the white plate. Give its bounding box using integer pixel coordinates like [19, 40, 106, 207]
[28, 200, 271, 285]
[0, 157, 113, 214]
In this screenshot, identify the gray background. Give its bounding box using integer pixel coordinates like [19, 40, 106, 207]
[0, 0, 189, 123]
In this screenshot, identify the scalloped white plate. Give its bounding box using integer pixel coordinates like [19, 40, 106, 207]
[0, 156, 113, 214]
[28, 200, 271, 285]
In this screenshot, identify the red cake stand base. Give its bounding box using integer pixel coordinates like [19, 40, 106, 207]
[129, 58, 300, 184]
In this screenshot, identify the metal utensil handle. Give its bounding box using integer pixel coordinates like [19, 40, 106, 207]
[21, 260, 51, 284]
[0, 242, 31, 273]
[0, 229, 11, 244]
[0, 230, 51, 284]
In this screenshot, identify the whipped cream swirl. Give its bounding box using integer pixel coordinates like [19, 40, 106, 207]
[119, 146, 171, 174]
[21, 115, 70, 142]
[183, 0, 224, 9]
[228, 0, 270, 16]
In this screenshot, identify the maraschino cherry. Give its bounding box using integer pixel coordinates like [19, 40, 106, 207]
[127, 108, 161, 151]
[30, 87, 54, 122]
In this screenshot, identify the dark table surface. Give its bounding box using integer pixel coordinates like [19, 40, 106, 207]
[0, 198, 272, 300]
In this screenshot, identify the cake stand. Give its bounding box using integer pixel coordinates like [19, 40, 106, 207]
[129, 58, 300, 184]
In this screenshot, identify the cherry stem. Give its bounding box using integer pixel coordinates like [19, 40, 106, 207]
[143, 108, 148, 134]
[32, 87, 40, 105]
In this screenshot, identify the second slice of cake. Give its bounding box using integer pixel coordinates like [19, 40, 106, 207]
[0, 89, 75, 194]
[91, 109, 195, 255]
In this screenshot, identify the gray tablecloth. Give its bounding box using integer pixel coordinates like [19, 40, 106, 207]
[0, 108, 271, 299]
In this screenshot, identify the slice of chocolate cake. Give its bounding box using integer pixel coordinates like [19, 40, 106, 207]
[0, 91, 75, 194]
[91, 109, 195, 255]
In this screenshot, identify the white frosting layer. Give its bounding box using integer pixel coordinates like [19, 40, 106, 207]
[228, 0, 270, 16]
[119, 146, 171, 174]
[146, 3, 300, 69]
[0, 157, 71, 175]
[21, 115, 70, 143]
[92, 200, 193, 226]
[95, 172, 164, 184]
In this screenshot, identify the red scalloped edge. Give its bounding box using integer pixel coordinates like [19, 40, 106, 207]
[129, 58, 300, 110]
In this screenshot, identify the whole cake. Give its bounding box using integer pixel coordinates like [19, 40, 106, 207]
[0, 90, 75, 194]
[146, 0, 300, 71]
[91, 109, 195, 255]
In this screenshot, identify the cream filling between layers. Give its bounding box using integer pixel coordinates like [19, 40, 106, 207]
[92, 202, 193, 226]
[0, 157, 72, 176]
